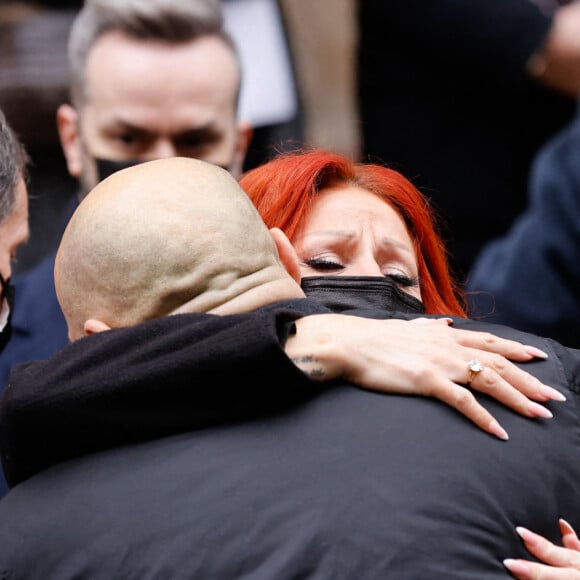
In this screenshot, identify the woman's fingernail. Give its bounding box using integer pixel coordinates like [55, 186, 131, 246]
[560, 518, 577, 536]
[503, 558, 531, 575]
[542, 385, 566, 401]
[516, 526, 538, 546]
[489, 419, 509, 441]
[529, 402, 553, 419]
[525, 345, 548, 359]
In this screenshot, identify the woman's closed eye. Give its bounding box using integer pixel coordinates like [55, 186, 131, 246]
[386, 272, 420, 289]
[303, 256, 345, 272]
[303, 256, 420, 289]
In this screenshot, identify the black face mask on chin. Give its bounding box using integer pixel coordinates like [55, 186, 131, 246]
[96, 158, 232, 182]
[300, 276, 425, 314]
[96, 158, 143, 182]
[0, 275, 15, 354]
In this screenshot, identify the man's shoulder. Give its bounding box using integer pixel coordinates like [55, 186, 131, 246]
[13, 252, 56, 296]
[12, 251, 63, 329]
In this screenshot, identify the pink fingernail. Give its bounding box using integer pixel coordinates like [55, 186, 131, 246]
[489, 419, 509, 441]
[542, 386, 566, 401]
[529, 402, 553, 419]
[503, 558, 531, 575]
[525, 345, 548, 359]
[516, 526, 538, 546]
[560, 518, 577, 536]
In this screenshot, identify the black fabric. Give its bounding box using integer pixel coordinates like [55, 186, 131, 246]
[301, 275, 425, 314]
[96, 158, 232, 181]
[0, 300, 580, 577]
[95, 158, 142, 181]
[0, 299, 322, 486]
[358, 0, 577, 277]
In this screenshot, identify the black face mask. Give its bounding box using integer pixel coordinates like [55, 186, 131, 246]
[301, 276, 425, 314]
[0, 275, 15, 354]
[96, 158, 232, 182]
[96, 158, 143, 182]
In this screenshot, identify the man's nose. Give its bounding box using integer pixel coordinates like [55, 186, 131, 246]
[150, 140, 179, 159]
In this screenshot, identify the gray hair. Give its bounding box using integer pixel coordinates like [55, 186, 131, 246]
[68, 0, 238, 107]
[0, 109, 28, 225]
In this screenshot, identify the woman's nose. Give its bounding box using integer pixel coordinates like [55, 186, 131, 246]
[345, 258, 384, 277]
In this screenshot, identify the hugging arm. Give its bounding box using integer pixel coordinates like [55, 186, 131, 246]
[0, 304, 562, 486]
[288, 314, 564, 441]
[0, 308, 312, 486]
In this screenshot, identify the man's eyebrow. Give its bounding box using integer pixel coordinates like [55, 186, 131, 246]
[106, 120, 223, 145]
[177, 125, 222, 141]
[109, 118, 220, 135]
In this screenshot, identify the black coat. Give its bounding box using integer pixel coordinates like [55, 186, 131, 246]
[1, 299, 580, 578]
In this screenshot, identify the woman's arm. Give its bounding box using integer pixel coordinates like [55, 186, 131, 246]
[287, 314, 564, 441]
[0, 304, 564, 486]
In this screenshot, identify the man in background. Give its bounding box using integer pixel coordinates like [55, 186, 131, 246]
[0, 0, 252, 388]
[0, 108, 29, 355]
[0, 108, 30, 497]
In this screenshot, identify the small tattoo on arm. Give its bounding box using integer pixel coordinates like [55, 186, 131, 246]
[290, 355, 326, 380]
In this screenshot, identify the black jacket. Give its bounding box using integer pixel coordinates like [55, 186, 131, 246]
[1, 298, 580, 578]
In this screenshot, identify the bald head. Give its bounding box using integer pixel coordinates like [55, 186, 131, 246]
[55, 157, 301, 340]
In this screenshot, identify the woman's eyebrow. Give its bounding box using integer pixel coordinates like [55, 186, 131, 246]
[297, 230, 415, 256]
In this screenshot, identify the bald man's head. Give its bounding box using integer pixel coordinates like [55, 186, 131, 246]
[55, 157, 301, 340]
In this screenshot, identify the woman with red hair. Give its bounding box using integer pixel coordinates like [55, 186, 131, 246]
[240, 148, 464, 316]
[237, 148, 565, 440]
[242, 156, 580, 579]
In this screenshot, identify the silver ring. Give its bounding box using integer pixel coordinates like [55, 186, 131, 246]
[467, 359, 485, 384]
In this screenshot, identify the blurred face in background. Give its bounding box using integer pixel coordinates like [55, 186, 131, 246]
[0, 177, 29, 282]
[0, 176, 29, 351]
[57, 32, 251, 198]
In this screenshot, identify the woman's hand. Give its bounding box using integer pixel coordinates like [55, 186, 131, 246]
[285, 314, 565, 440]
[504, 520, 580, 579]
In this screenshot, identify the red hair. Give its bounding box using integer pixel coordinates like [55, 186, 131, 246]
[239, 149, 465, 316]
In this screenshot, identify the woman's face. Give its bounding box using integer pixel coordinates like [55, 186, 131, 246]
[292, 185, 421, 299]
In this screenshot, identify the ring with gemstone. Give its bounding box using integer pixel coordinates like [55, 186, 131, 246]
[467, 359, 485, 384]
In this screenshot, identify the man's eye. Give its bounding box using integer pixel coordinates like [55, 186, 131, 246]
[180, 136, 207, 148]
[178, 131, 221, 150]
[304, 257, 345, 271]
[117, 134, 137, 146]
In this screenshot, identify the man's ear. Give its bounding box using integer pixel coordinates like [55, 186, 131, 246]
[270, 227, 301, 283]
[84, 319, 112, 336]
[231, 119, 253, 178]
[57, 104, 83, 179]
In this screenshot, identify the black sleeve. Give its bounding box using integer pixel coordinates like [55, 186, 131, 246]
[0, 306, 322, 486]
